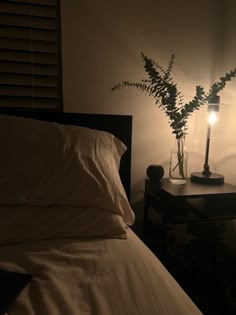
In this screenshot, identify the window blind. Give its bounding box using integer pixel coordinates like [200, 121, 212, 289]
[0, 0, 62, 111]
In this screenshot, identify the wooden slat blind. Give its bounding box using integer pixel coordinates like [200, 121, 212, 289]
[0, 0, 62, 111]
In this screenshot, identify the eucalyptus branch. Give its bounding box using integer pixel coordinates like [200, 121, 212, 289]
[111, 53, 236, 140]
[163, 54, 175, 81]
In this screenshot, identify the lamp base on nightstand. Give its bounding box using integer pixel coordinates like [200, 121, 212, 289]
[191, 172, 224, 185]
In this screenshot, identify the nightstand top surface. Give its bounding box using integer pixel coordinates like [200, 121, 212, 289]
[146, 178, 236, 198]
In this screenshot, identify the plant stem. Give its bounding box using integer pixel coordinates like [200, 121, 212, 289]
[172, 137, 186, 178]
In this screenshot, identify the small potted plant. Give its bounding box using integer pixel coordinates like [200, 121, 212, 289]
[112, 53, 236, 184]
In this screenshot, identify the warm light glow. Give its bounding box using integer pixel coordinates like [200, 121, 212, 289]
[208, 111, 218, 125]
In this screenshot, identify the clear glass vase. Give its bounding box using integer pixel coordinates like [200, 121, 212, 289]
[169, 138, 188, 185]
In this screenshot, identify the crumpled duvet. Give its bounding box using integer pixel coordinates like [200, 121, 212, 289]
[0, 229, 203, 315]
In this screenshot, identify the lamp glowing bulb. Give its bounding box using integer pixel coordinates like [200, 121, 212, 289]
[208, 111, 218, 125]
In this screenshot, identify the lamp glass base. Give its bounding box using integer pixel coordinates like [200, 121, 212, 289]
[191, 172, 224, 185]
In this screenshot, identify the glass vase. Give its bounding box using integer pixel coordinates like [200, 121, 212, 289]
[169, 137, 188, 184]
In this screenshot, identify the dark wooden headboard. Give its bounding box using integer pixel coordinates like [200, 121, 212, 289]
[0, 110, 132, 200]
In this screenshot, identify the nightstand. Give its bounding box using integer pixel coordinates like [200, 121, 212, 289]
[143, 178, 236, 258]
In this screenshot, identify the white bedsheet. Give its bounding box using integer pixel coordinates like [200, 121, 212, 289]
[0, 228, 203, 315]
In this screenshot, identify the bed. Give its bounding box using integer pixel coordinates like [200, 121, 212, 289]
[0, 110, 203, 315]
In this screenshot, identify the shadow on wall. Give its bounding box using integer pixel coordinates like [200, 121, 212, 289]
[218, 153, 236, 185]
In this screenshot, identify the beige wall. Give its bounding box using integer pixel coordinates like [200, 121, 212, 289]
[60, 0, 236, 204]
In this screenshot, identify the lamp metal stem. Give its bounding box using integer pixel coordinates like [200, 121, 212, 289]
[202, 124, 212, 177]
[190, 95, 224, 184]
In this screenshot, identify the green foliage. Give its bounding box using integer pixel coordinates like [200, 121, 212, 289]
[112, 53, 236, 139]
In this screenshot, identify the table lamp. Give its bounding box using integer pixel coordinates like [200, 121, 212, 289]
[191, 95, 224, 184]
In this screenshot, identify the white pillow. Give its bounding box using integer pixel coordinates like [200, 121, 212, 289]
[0, 115, 135, 225]
[0, 206, 128, 245]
